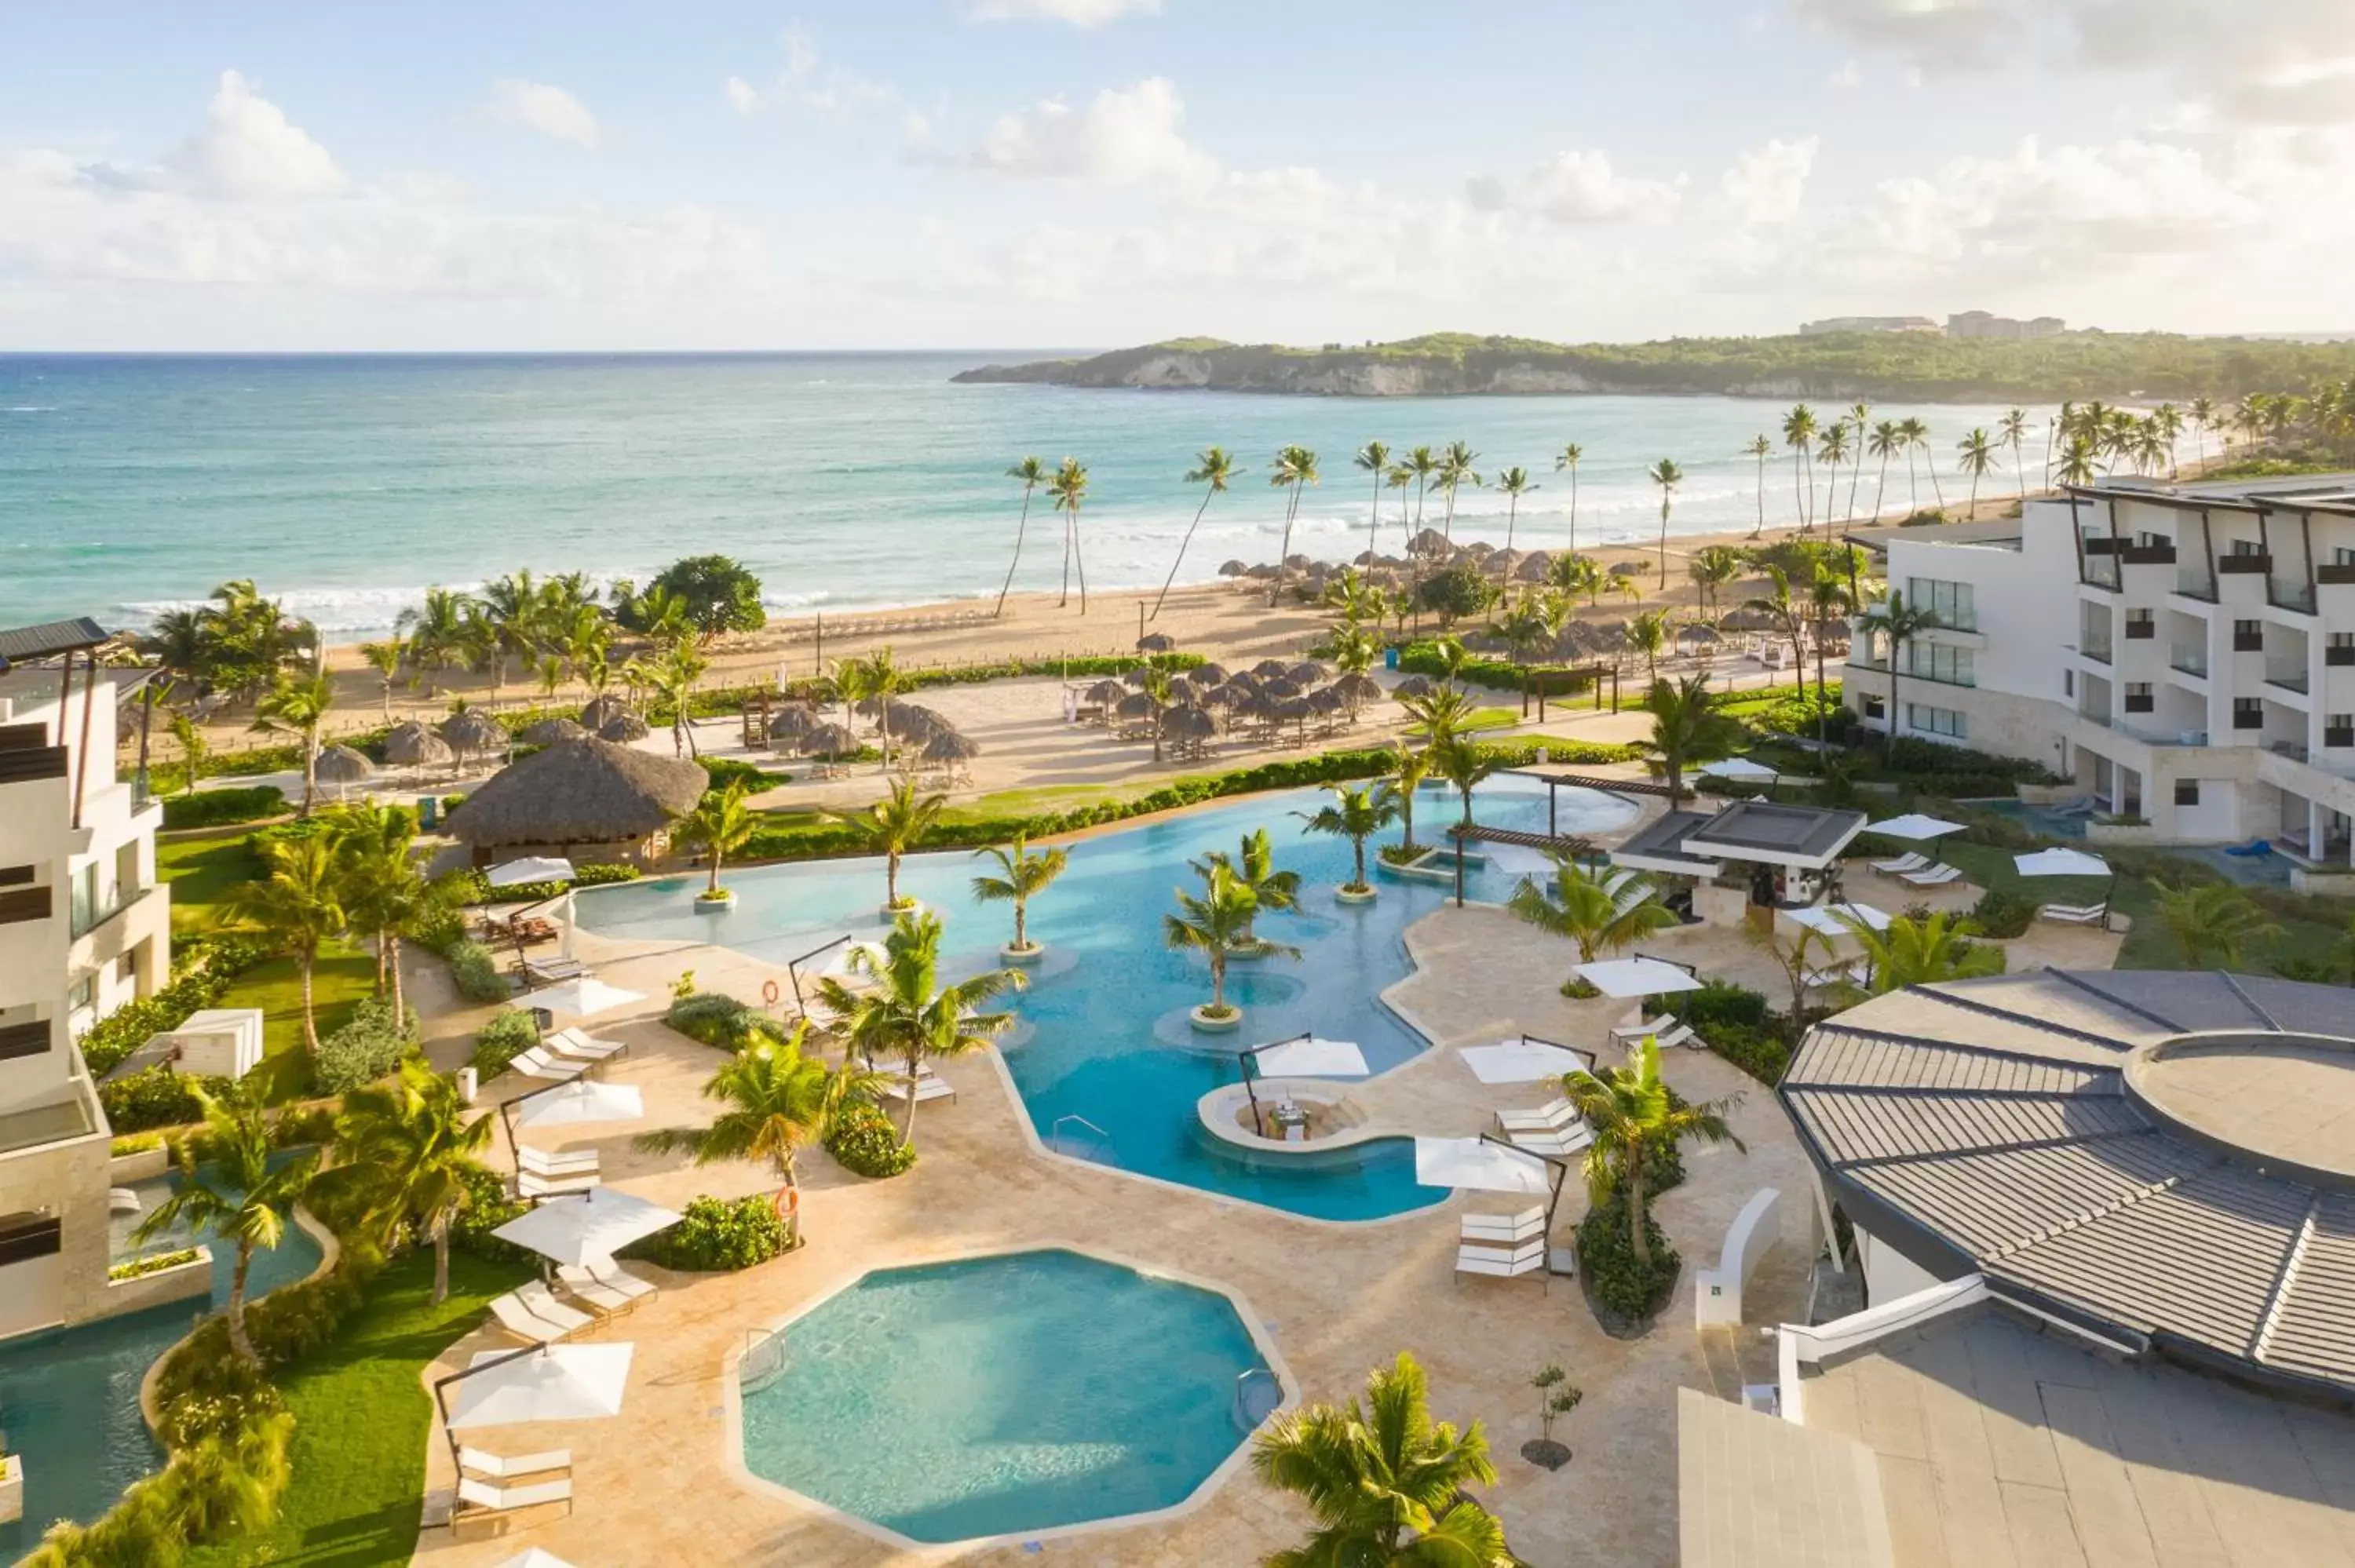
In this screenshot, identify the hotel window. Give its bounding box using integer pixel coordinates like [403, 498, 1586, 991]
[68, 862, 97, 935]
[2229, 538, 2264, 556]
[1905, 577, 1976, 632]
[67, 972, 95, 1013]
[2124, 681, 2154, 713]
[2123, 608, 2155, 639]
[1905, 643, 1976, 687]
[2330, 633, 2354, 666]
[2328, 714, 2354, 748]
[2336, 547, 2355, 566]
[2233, 697, 2264, 730]
[2233, 618, 2263, 651]
[2174, 780, 2201, 807]
[1906, 703, 1967, 739]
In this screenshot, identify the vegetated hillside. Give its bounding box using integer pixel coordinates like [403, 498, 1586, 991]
[951, 330, 2355, 402]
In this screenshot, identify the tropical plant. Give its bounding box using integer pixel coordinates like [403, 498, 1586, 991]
[1743, 565, 1809, 687]
[1626, 608, 1671, 680]
[1433, 439, 1481, 545]
[250, 673, 335, 816]
[1634, 675, 1744, 802]
[316, 1060, 491, 1304]
[1816, 420, 1850, 526]
[1195, 826, 1303, 940]
[1379, 749, 1431, 855]
[1049, 456, 1090, 611]
[995, 456, 1049, 617]
[1354, 439, 1392, 560]
[225, 835, 347, 1056]
[1269, 444, 1321, 605]
[1646, 457, 1682, 585]
[1547, 551, 1605, 607]
[1999, 409, 2032, 505]
[1156, 445, 1240, 620]
[1802, 561, 1853, 731]
[132, 1086, 321, 1363]
[1554, 442, 1583, 553]
[1493, 465, 1538, 551]
[643, 639, 708, 758]
[677, 778, 758, 897]
[1871, 589, 1941, 735]
[811, 912, 1024, 1144]
[327, 802, 442, 1019]
[357, 639, 406, 720]
[1165, 863, 1297, 1019]
[1251, 1351, 1511, 1568]
[1295, 782, 1400, 895]
[1781, 404, 1819, 527]
[831, 644, 903, 771]
[170, 711, 210, 797]
[2057, 435, 2099, 487]
[823, 777, 947, 909]
[634, 1023, 853, 1245]
[2150, 881, 2281, 969]
[1565, 1038, 1743, 1269]
[969, 833, 1068, 953]
[1835, 910, 2005, 996]
[1866, 419, 1904, 519]
[1688, 545, 1743, 619]
[1508, 859, 1674, 975]
[1955, 428, 1999, 519]
[1743, 434, 1771, 537]
[1844, 401, 1872, 520]
[648, 554, 765, 639]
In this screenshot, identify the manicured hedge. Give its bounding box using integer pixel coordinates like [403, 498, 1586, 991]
[162, 784, 287, 830]
[637, 1194, 786, 1271]
[76, 935, 271, 1078]
[825, 1103, 916, 1178]
[1578, 1191, 1681, 1322]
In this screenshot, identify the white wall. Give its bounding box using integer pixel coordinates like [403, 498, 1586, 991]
[1858, 1226, 1944, 1308]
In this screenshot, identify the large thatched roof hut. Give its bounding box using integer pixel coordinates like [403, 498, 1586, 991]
[451, 736, 706, 861]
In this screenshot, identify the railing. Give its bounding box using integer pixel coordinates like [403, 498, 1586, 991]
[2272, 580, 2317, 614]
[740, 1327, 790, 1395]
[2269, 739, 2312, 763]
[2168, 646, 2208, 677]
[1232, 1368, 1282, 1431]
[2265, 665, 2310, 695]
[2318, 563, 2355, 585]
[69, 883, 151, 941]
[2079, 640, 2113, 664]
[0, 887, 49, 927]
[1049, 1114, 1116, 1163]
[2174, 567, 2216, 600]
[2217, 553, 2271, 574]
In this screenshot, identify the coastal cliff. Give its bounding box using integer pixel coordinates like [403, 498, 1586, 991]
[953, 330, 2355, 403]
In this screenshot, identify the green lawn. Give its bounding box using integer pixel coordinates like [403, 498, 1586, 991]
[236, 944, 379, 1099]
[155, 828, 265, 932]
[185, 1249, 532, 1568]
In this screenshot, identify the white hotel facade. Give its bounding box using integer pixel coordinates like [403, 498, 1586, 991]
[1845, 474, 2355, 883]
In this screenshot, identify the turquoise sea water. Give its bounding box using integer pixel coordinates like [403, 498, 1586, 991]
[578, 776, 1637, 1220]
[0, 352, 2053, 636]
[737, 1249, 1264, 1544]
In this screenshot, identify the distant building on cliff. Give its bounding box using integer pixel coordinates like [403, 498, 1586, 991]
[1798, 315, 1942, 337]
[1946, 309, 2066, 340]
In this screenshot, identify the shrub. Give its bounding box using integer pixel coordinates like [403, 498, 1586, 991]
[313, 996, 419, 1094]
[1414, 563, 1496, 627]
[446, 939, 510, 1004]
[648, 553, 767, 637]
[665, 990, 783, 1052]
[825, 1103, 916, 1178]
[698, 757, 789, 793]
[641, 1194, 786, 1271]
[100, 1065, 225, 1133]
[1679, 979, 1771, 1033]
[449, 1163, 532, 1262]
[410, 899, 469, 957]
[1879, 735, 2061, 785]
[1969, 887, 2039, 939]
[160, 784, 287, 830]
[109, 1247, 203, 1282]
[110, 1132, 164, 1156]
[1577, 1190, 1681, 1322]
[471, 1009, 541, 1081]
[1702, 1021, 1791, 1086]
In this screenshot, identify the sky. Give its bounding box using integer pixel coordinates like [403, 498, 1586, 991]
[2, 0, 2351, 351]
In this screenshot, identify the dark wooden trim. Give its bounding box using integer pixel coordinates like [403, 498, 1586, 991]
[0, 1020, 47, 1061]
[0, 885, 49, 925]
[2120, 545, 2176, 565]
[0, 746, 68, 786]
[2318, 563, 2355, 585]
[2217, 554, 2272, 574]
[0, 1216, 63, 1266]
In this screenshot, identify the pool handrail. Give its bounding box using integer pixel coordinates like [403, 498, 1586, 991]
[1049, 1114, 1116, 1161]
[1232, 1366, 1281, 1429]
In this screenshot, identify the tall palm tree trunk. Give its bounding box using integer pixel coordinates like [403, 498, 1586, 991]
[389, 933, 406, 1020]
[900, 1048, 923, 1143]
[299, 952, 320, 1055]
[995, 491, 1032, 618]
[228, 1247, 257, 1362]
[1875, 451, 1891, 518]
[1072, 512, 1088, 613]
[1058, 516, 1072, 608]
[1627, 1165, 1651, 1267]
[1154, 490, 1217, 620]
[432, 1212, 453, 1304]
[1567, 469, 1578, 555]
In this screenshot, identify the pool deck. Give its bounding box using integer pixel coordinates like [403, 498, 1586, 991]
[407, 868, 2123, 1568]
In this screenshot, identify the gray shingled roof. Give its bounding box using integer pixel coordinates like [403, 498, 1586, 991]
[1782, 970, 2355, 1402]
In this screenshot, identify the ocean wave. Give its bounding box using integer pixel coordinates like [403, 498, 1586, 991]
[2, 406, 57, 414]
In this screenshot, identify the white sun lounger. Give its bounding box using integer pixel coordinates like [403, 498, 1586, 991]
[1496, 1098, 1578, 1135]
[1900, 863, 1963, 888]
[517, 1145, 600, 1178]
[1871, 851, 1930, 875]
[883, 1074, 955, 1104]
[506, 1047, 587, 1083]
[1612, 1016, 1698, 1051]
[455, 1474, 573, 1524]
[458, 1446, 570, 1481]
[546, 1026, 628, 1063]
[555, 1273, 638, 1315]
[2039, 902, 2109, 924]
[1461, 1206, 1546, 1245]
[1455, 1238, 1547, 1283]
[517, 1169, 601, 1200]
[1510, 1125, 1595, 1159]
[487, 1287, 593, 1343]
[558, 1258, 656, 1304]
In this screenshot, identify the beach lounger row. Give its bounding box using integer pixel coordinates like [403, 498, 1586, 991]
[1612, 1015, 1698, 1051]
[1455, 1238, 1547, 1284]
[453, 1446, 572, 1528]
[517, 1145, 601, 1199]
[1462, 1205, 1545, 1245]
[1871, 851, 1930, 876]
[2039, 902, 2109, 924]
[882, 1064, 955, 1105]
[487, 1281, 597, 1343]
[557, 1257, 658, 1316]
[503, 1028, 629, 1086]
[1899, 862, 1962, 888]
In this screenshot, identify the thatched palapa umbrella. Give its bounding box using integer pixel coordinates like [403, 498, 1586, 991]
[922, 730, 980, 763]
[1135, 633, 1177, 654]
[315, 744, 374, 798]
[1392, 675, 1433, 699]
[804, 722, 859, 758]
[1189, 662, 1229, 685]
[1112, 691, 1159, 724]
[1217, 560, 1249, 578]
[1161, 706, 1218, 745]
[441, 709, 508, 766]
[1287, 660, 1327, 684]
[1250, 658, 1289, 679]
[519, 717, 590, 746]
[451, 737, 706, 855]
[382, 722, 454, 769]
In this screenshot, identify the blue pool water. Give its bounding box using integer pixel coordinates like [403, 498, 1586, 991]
[579, 778, 1638, 1220]
[0, 1170, 323, 1554]
[737, 1249, 1266, 1544]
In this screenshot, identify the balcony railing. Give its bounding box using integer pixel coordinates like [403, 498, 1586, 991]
[2328, 646, 2355, 668]
[2174, 568, 2217, 600]
[2269, 739, 2312, 763]
[2120, 544, 2177, 566]
[2218, 552, 2273, 574]
[2317, 563, 2355, 585]
[2168, 645, 2209, 677]
[69, 883, 151, 942]
[2079, 640, 2114, 664]
[2273, 581, 2317, 614]
[2081, 709, 2210, 747]
[2265, 666, 2310, 695]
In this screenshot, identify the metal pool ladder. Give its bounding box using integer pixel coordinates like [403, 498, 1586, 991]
[1232, 1367, 1281, 1431]
[1049, 1114, 1117, 1163]
[740, 1327, 789, 1395]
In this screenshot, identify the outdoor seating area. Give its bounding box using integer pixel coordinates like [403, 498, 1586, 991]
[1064, 658, 1382, 761]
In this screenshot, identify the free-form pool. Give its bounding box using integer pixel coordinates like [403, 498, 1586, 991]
[735, 1249, 1272, 1544]
[580, 777, 1638, 1219]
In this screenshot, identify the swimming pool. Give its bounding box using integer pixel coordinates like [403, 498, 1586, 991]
[735, 1249, 1273, 1545]
[0, 1169, 323, 1554]
[579, 777, 1638, 1219]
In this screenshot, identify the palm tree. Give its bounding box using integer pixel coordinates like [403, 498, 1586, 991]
[252, 672, 334, 816]
[319, 1060, 491, 1304]
[1294, 782, 1399, 896]
[1493, 466, 1538, 551]
[358, 639, 405, 720]
[328, 801, 440, 1019]
[1816, 421, 1851, 526]
[1269, 444, 1320, 606]
[1635, 675, 1744, 802]
[1845, 401, 1872, 520]
[1251, 1351, 1510, 1568]
[1872, 589, 1941, 736]
[1742, 435, 1771, 537]
[1743, 565, 1808, 687]
[1156, 446, 1239, 621]
[831, 645, 901, 771]
[2188, 396, 2217, 469]
[813, 911, 1024, 1144]
[644, 640, 707, 759]
[970, 833, 1068, 954]
[1379, 749, 1431, 857]
[1781, 404, 1819, 528]
[1835, 910, 2004, 996]
[1646, 458, 1683, 587]
[1907, 418, 1947, 509]
[1354, 440, 1392, 561]
[677, 778, 758, 899]
[1426, 731, 1500, 906]
[1626, 607, 1671, 680]
[1956, 428, 1999, 519]
[1049, 457, 1090, 612]
[1688, 545, 1743, 620]
[635, 1024, 851, 1244]
[1194, 826, 1303, 940]
[1802, 563, 1853, 727]
[1564, 1038, 1743, 1268]
[1554, 442, 1584, 554]
[1509, 859, 1674, 978]
[2056, 435, 2099, 488]
[1866, 420, 1903, 520]
[1164, 863, 1296, 1020]
[996, 456, 1049, 618]
[1999, 410, 2032, 505]
[478, 570, 547, 699]
[1433, 440, 1481, 545]
[824, 778, 946, 910]
[2151, 881, 2281, 969]
[133, 1086, 319, 1364]
[1403, 445, 1440, 546]
[1385, 464, 1414, 556]
[168, 712, 208, 798]
[1548, 551, 1606, 608]
[227, 835, 346, 1056]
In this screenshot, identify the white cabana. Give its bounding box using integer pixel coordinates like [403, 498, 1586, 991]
[1698, 758, 1780, 783]
[513, 1079, 644, 1129]
[2015, 847, 2110, 879]
[490, 1189, 682, 1268]
[1785, 902, 1893, 937]
[1865, 813, 1965, 840]
[514, 977, 644, 1020]
[1459, 1039, 1594, 1085]
[1575, 957, 1706, 999]
[487, 856, 577, 888]
[1414, 1136, 1554, 1194]
[447, 1344, 634, 1429]
[1247, 1036, 1369, 1078]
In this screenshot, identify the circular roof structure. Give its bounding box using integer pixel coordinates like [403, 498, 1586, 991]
[1783, 970, 2355, 1402]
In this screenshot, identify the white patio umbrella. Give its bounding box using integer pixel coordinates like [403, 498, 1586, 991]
[487, 855, 576, 888]
[1786, 902, 1892, 938]
[514, 976, 644, 1020]
[1698, 757, 1780, 783]
[1413, 1136, 1553, 1194]
[2015, 847, 2109, 879]
[1865, 813, 1964, 840]
[495, 1550, 583, 1568]
[447, 1344, 634, 1429]
[1246, 1036, 1369, 1078]
[490, 1189, 682, 1268]
[1575, 957, 1706, 999]
[1459, 1039, 1593, 1085]
[513, 1078, 644, 1129]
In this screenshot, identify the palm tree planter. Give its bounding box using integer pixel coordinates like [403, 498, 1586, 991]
[1167, 864, 1297, 1031]
[972, 833, 1068, 965]
[680, 778, 756, 910]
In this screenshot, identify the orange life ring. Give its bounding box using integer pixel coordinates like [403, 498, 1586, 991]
[761, 979, 782, 1008]
[773, 1186, 800, 1222]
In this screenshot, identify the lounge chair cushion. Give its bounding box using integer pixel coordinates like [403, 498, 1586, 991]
[517, 1169, 601, 1199]
[487, 1291, 590, 1342]
[1900, 864, 1962, 887]
[1495, 1098, 1575, 1132]
[458, 1446, 570, 1480]
[456, 1475, 573, 1516]
[547, 1026, 626, 1060]
[1455, 1240, 1546, 1278]
[1461, 1206, 1546, 1244]
[508, 1048, 586, 1082]
[518, 1145, 600, 1176]
[560, 1260, 656, 1300]
[1871, 852, 1930, 874]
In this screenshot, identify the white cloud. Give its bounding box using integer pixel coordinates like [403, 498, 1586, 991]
[1721, 137, 1818, 224]
[1464, 150, 1682, 224]
[724, 76, 761, 115]
[1828, 59, 1864, 89]
[1791, 0, 2015, 76]
[106, 70, 347, 201]
[724, 28, 905, 125]
[484, 79, 599, 148]
[969, 78, 1218, 191]
[964, 0, 1160, 25]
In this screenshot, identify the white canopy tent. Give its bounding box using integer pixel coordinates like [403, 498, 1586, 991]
[2015, 847, 2110, 878]
[513, 1079, 644, 1129]
[1785, 902, 1892, 938]
[513, 977, 644, 1021]
[1413, 1136, 1554, 1194]
[1247, 1036, 1369, 1078]
[490, 1190, 682, 1269]
[446, 1344, 634, 1429]
[1459, 1038, 1594, 1085]
[1698, 757, 1780, 784]
[487, 856, 582, 959]
[1575, 957, 1706, 999]
[1865, 813, 1965, 841]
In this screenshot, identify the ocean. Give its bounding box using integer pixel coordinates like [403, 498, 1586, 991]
[0, 352, 2054, 640]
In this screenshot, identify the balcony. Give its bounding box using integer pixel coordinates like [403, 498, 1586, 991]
[2168, 645, 2209, 678]
[2079, 640, 2114, 665]
[2079, 709, 2209, 747]
[2124, 620, 2156, 640]
[2328, 646, 2355, 668]
[69, 883, 152, 942]
[2266, 665, 2310, 695]
[0, 885, 50, 926]
[2273, 581, 2318, 614]
[2269, 739, 2312, 764]
[2174, 568, 2218, 600]
[2120, 544, 2177, 566]
[2328, 726, 2355, 749]
[0, 746, 68, 787]
[2218, 553, 2273, 574]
